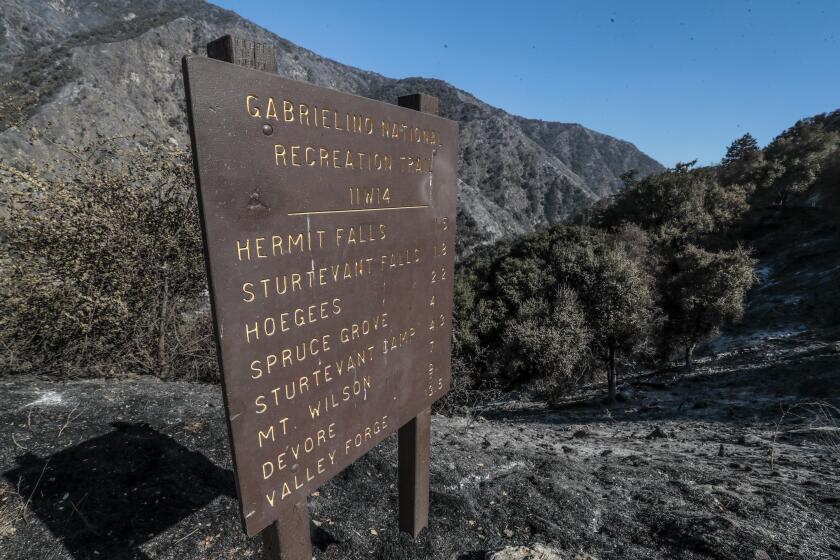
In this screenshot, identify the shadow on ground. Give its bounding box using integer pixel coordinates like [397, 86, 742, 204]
[3, 422, 235, 560]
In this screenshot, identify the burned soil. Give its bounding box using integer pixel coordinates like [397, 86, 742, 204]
[1, 331, 838, 560]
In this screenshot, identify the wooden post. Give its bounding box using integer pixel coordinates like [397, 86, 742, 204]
[206, 35, 278, 73]
[261, 500, 312, 560]
[398, 407, 432, 537]
[206, 34, 311, 560]
[397, 92, 438, 538]
[397, 92, 440, 115]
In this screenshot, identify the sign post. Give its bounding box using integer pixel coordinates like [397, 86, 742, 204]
[182, 36, 457, 559]
[396, 94, 438, 539]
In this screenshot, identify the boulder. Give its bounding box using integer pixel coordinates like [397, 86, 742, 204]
[485, 544, 565, 560]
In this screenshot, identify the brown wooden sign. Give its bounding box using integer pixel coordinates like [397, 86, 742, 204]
[182, 50, 457, 540]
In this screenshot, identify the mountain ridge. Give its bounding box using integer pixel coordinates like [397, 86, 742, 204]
[0, 0, 663, 250]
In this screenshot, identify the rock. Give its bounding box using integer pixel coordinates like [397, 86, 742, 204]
[754, 550, 772, 560]
[503, 528, 514, 538]
[718, 444, 726, 457]
[485, 544, 565, 560]
[645, 427, 667, 439]
[485, 548, 598, 560]
[572, 430, 588, 438]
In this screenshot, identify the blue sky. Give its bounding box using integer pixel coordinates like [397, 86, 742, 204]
[211, 0, 839, 167]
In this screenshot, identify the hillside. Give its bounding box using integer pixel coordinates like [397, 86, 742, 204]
[0, 0, 662, 251]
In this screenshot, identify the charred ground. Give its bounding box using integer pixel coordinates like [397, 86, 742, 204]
[1, 330, 838, 560]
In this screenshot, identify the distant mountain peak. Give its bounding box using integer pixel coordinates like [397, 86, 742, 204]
[0, 0, 662, 252]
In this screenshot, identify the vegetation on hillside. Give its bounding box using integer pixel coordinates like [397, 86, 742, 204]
[452, 110, 839, 405]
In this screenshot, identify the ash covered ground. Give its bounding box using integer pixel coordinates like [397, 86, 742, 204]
[1, 332, 839, 560]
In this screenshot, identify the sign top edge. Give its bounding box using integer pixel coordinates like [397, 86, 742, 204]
[183, 55, 459, 128]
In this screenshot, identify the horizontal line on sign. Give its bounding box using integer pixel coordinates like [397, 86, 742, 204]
[288, 205, 429, 216]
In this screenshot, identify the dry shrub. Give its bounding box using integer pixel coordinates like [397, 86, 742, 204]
[771, 401, 840, 468]
[433, 354, 504, 417]
[796, 402, 840, 456]
[0, 138, 217, 379]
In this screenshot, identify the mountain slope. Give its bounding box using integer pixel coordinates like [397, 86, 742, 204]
[516, 118, 663, 198]
[0, 0, 663, 251]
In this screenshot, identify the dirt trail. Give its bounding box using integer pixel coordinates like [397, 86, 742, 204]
[1, 333, 838, 559]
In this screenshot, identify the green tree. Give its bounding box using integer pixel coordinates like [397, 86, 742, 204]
[720, 133, 765, 187]
[721, 133, 760, 166]
[487, 245, 593, 396]
[501, 288, 592, 399]
[546, 230, 654, 401]
[591, 248, 654, 401]
[600, 162, 751, 246]
[761, 119, 839, 206]
[661, 244, 758, 370]
[453, 226, 655, 402]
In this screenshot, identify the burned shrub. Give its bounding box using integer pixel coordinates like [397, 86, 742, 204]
[0, 140, 215, 378]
